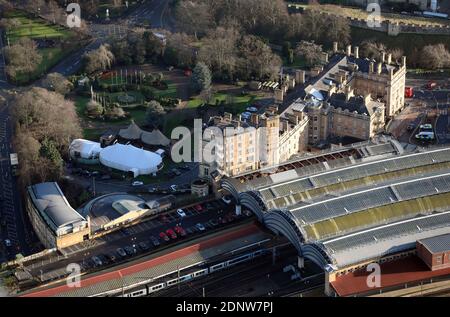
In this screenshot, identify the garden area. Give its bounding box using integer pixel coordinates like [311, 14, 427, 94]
[1, 10, 88, 84]
[74, 69, 182, 140]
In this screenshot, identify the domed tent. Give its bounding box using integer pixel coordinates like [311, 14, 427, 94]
[141, 129, 170, 147]
[99, 143, 163, 177]
[118, 121, 143, 140]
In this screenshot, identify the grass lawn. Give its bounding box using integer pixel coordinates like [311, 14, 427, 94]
[282, 55, 307, 68]
[3, 11, 82, 84]
[187, 92, 259, 113]
[4, 11, 73, 43]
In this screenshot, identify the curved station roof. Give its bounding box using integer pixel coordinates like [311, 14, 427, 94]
[222, 140, 450, 270]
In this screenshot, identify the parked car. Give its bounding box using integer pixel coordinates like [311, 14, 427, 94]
[106, 253, 117, 262]
[150, 236, 160, 247]
[174, 225, 186, 237]
[124, 246, 137, 256]
[101, 175, 112, 180]
[218, 217, 228, 225]
[159, 215, 170, 223]
[172, 169, 182, 176]
[209, 219, 219, 227]
[177, 209, 187, 217]
[116, 248, 127, 258]
[138, 241, 150, 251]
[170, 184, 178, 192]
[186, 227, 194, 235]
[159, 232, 170, 242]
[91, 256, 103, 267]
[243, 209, 252, 217]
[194, 204, 203, 212]
[196, 223, 206, 231]
[166, 229, 177, 239]
[3, 239, 12, 247]
[132, 181, 144, 187]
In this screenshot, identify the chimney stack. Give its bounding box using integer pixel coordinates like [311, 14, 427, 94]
[251, 113, 259, 126]
[354, 46, 359, 59]
[346, 45, 352, 57]
[381, 52, 386, 63]
[333, 42, 338, 53]
[387, 53, 392, 64]
[369, 62, 374, 73]
[377, 62, 382, 74]
[402, 56, 407, 67]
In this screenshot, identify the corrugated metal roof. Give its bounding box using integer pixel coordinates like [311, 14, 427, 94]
[28, 182, 86, 231]
[418, 233, 450, 254]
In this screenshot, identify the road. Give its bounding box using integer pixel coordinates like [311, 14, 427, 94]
[49, 0, 174, 78]
[64, 162, 199, 194]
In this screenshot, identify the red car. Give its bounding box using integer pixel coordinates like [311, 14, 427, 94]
[159, 232, 170, 242]
[174, 226, 187, 237]
[405, 87, 413, 98]
[166, 229, 177, 239]
[194, 204, 203, 212]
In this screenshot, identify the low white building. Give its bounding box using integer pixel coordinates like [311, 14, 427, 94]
[99, 143, 163, 177]
[69, 140, 163, 177]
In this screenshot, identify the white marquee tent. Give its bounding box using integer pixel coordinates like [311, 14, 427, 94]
[99, 143, 163, 177]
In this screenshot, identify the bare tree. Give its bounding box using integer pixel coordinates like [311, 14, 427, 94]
[420, 44, 450, 70]
[83, 44, 115, 74]
[295, 41, 324, 67]
[4, 38, 42, 80]
[42, 73, 73, 95]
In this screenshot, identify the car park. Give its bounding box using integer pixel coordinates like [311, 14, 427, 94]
[150, 236, 160, 247]
[196, 223, 206, 231]
[177, 209, 187, 217]
[138, 242, 150, 251]
[116, 248, 127, 258]
[159, 232, 170, 242]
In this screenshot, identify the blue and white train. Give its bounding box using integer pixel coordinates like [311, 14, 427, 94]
[121, 249, 267, 297]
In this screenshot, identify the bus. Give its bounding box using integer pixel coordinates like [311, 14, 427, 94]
[415, 124, 435, 141]
[10, 153, 18, 176]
